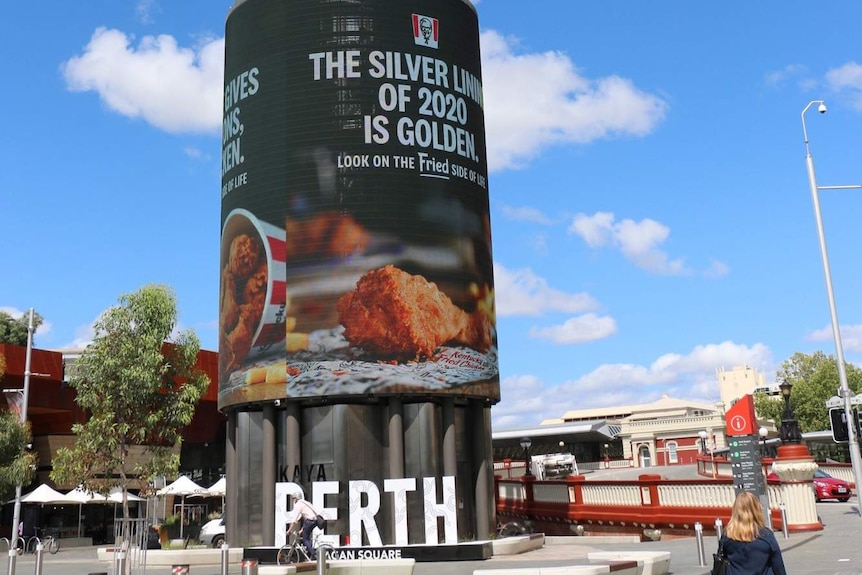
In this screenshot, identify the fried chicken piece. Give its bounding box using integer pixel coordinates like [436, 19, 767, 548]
[220, 264, 240, 333]
[242, 263, 268, 313]
[285, 212, 370, 260]
[229, 233, 261, 277]
[336, 265, 491, 361]
[221, 303, 258, 372]
[326, 214, 370, 257]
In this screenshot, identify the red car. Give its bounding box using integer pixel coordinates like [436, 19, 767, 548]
[768, 469, 852, 502]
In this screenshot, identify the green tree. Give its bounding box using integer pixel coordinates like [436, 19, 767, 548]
[0, 412, 37, 501]
[0, 310, 43, 346]
[0, 354, 36, 500]
[50, 285, 209, 532]
[753, 351, 862, 432]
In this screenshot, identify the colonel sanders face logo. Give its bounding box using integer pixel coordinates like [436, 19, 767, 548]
[412, 14, 438, 49]
[419, 17, 432, 44]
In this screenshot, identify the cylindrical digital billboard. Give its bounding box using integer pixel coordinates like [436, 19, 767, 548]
[219, 0, 497, 409]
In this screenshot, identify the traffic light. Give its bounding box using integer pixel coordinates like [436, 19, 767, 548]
[830, 407, 850, 443]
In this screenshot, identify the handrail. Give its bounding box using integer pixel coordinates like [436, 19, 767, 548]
[495, 473, 809, 536]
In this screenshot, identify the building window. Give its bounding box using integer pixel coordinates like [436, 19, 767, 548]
[667, 441, 678, 464]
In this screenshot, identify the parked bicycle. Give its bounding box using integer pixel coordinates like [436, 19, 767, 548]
[25, 529, 60, 554]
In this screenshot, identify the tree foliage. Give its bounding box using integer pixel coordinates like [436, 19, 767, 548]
[0, 412, 36, 501]
[0, 348, 37, 500]
[50, 285, 209, 523]
[753, 351, 862, 433]
[0, 310, 43, 346]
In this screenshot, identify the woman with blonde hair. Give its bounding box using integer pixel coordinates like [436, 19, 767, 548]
[717, 490, 787, 574]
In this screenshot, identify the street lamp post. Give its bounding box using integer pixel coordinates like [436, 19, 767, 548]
[520, 437, 532, 477]
[9, 309, 35, 554]
[778, 381, 803, 445]
[801, 100, 862, 508]
[698, 430, 707, 454]
[759, 426, 768, 459]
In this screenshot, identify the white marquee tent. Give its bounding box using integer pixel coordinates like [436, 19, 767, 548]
[157, 476, 206, 539]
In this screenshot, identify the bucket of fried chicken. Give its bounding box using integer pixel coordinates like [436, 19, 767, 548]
[219, 208, 287, 381]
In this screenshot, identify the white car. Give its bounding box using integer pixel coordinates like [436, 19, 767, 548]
[199, 514, 225, 548]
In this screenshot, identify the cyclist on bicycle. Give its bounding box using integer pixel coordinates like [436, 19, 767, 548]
[287, 494, 322, 560]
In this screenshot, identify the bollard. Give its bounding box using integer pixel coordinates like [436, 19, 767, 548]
[779, 503, 789, 539]
[694, 522, 706, 567]
[114, 549, 127, 575]
[220, 543, 229, 575]
[34, 543, 44, 575]
[714, 518, 723, 541]
[240, 559, 258, 575]
[171, 565, 189, 575]
[316, 543, 333, 575]
[7, 548, 16, 575]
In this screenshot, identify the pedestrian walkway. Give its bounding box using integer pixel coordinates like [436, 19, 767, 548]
[6, 500, 861, 575]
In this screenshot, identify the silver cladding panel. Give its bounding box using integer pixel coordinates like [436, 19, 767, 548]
[235, 410, 264, 546]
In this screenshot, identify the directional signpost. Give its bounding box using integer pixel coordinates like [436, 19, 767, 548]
[725, 395, 771, 527]
[728, 435, 766, 494]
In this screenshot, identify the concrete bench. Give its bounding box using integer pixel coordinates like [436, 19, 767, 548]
[260, 565, 312, 575]
[474, 562, 639, 575]
[326, 559, 415, 574]
[96, 546, 245, 566]
[545, 536, 642, 545]
[491, 533, 545, 556]
[587, 551, 671, 575]
[260, 560, 414, 575]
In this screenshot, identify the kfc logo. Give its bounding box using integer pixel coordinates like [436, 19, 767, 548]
[412, 14, 439, 49]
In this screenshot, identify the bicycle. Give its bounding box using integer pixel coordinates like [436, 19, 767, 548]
[25, 533, 60, 555]
[276, 531, 311, 565]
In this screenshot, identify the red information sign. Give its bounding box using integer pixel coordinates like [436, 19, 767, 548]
[725, 394, 758, 436]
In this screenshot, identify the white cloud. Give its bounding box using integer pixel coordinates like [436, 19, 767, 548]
[826, 61, 862, 110]
[493, 263, 597, 317]
[568, 211, 688, 275]
[500, 205, 554, 225]
[763, 64, 807, 87]
[531, 233, 549, 256]
[568, 341, 773, 395]
[806, 324, 862, 353]
[135, 0, 161, 25]
[703, 260, 730, 278]
[184, 146, 209, 160]
[62, 26, 666, 170]
[62, 318, 98, 350]
[528, 313, 616, 344]
[480, 30, 667, 172]
[492, 341, 774, 428]
[493, 374, 548, 429]
[62, 28, 224, 134]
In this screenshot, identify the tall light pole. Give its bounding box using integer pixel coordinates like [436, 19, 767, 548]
[9, 308, 35, 559]
[802, 100, 862, 511]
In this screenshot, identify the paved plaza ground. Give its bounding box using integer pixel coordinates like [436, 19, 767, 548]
[6, 498, 860, 575]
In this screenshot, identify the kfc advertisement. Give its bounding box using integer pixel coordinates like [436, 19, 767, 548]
[219, 0, 498, 408]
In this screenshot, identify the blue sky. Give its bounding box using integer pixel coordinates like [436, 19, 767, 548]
[3, 1, 862, 430]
